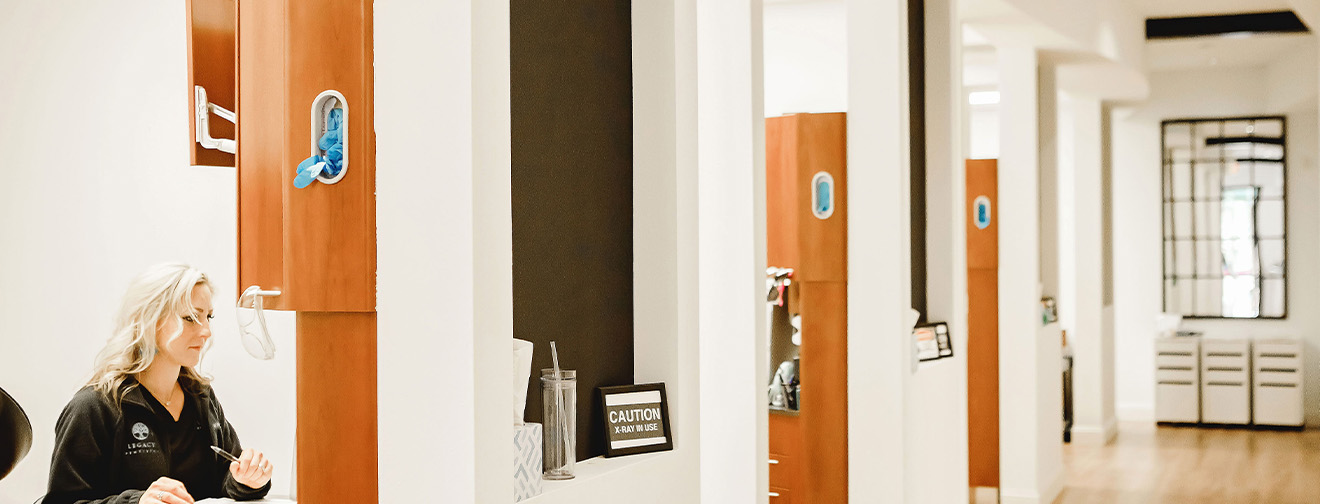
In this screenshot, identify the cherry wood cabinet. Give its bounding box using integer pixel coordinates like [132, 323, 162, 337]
[236, 0, 376, 313]
[185, 0, 236, 167]
[766, 113, 848, 503]
[966, 159, 999, 489]
[188, 1, 379, 501]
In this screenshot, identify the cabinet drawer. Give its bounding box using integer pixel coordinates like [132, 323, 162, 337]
[1202, 340, 1249, 354]
[769, 487, 795, 504]
[1156, 368, 1198, 382]
[1156, 354, 1197, 368]
[1155, 383, 1199, 423]
[1202, 367, 1248, 383]
[1202, 382, 1250, 424]
[1156, 340, 1199, 355]
[1255, 341, 1302, 358]
[769, 413, 801, 457]
[768, 454, 798, 490]
[1255, 355, 1301, 370]
[1203, 355, 1248, 369]
[1254, 384, 1304, 426]
[1255, 369, 1300, 386]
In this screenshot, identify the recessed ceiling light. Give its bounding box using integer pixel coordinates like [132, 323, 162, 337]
[968, 91, 1000, 105]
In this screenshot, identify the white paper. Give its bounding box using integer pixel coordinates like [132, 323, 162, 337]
[196, 499, 296, 503]
[513, 339, 535, 425]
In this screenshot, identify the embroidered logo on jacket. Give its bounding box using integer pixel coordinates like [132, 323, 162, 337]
[132, 422, 150, 441]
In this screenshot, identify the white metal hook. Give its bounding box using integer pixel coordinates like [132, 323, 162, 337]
[195, 85, 237, 154]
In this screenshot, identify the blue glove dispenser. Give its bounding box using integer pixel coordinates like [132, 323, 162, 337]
[293, 90, 349, 188]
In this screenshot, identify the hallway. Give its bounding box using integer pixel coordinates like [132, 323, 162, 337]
[1058, 424, 1320, 504]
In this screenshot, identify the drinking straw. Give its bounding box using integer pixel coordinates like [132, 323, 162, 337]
[550, 341, 573, 469]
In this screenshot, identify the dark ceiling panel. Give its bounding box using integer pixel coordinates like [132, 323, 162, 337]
[1146, 11, 1309, 39]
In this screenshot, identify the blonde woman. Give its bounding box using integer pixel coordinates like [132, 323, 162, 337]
[43, 264, 272, 504]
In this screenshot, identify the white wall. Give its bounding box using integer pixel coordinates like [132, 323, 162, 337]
[969, 103, 1002, 159]
[1112, 42, 1320, 424]
[846, 0, 915, 501]
[0, 3, 296, 503]
[996, 45, 1064, 504]
[763, 0, 846, 117]
[378, 1, 771, 502]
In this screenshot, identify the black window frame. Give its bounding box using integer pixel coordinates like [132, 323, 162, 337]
[1160, 115, 1288, 320]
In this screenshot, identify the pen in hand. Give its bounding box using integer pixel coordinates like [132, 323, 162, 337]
[211, 445, 240, 463]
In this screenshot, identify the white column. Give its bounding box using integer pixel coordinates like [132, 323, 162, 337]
[909, 0, 970, 501]
[847, 0, 912, 502]
[1067, 96, 1118, 444]
[376, 0, 510, 501]
[694, 0, 765, 502]
[996, 44, 1065, 504]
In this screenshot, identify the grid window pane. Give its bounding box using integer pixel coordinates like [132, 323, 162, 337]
[1174, 239, 1194, 277]
[1261, 239, 1285, 277]
[1262, 279, 1286, 317]
[1171, 163, 1191, 199]
[1196, 279, 1222, 316]
[1258, 199, 1285, 238]
[1223, 163, 1251, 187]
[1251, 120, 1284, 137]
[1162, 117, 1286, 319]
[1256, 162, 1284, 199]
[1173, 202, 1192, 239]
[1195, 163, 1222, 200]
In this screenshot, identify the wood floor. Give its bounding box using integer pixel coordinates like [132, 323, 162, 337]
[1057, 423, 1320, 504]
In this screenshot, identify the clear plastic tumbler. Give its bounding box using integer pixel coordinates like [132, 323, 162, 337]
[541, 368, 577, 480]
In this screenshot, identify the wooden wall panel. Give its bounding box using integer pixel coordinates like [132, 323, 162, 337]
[186, 0, 236, 167]
[965, 160, 998, 270]
[798, 282, 848, 504]
[794, 114, 848, 284]
[236, 2, 378, 502]
[768, 413, 802, 502]
[766, 113, 848, 504]
[510, 0, 634, 461]
[966, 159, 999, 488]
[766, 116, 801, 271]
[296, 312, 378, 504]
[235, 0, 286, 308]
[283, 0, 376, 312]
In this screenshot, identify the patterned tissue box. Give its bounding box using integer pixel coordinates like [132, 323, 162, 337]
[514, 423, 543, 502]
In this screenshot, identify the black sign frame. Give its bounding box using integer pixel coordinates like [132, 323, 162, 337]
[598, 383, 674, 457]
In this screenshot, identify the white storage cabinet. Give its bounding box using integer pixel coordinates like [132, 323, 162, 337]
[1201, 339, 1252, 425]
[1253, 339, 1305, 427]
[1155, 338, 1201, 423]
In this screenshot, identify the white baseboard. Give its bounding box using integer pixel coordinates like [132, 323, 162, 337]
[1000, 471, 1066, 504]
[1116, 404, 1154, 422]
[1044, 469, 1066, 504]
[971, 486, 999, 504]
[1070, 416, 1118, 445]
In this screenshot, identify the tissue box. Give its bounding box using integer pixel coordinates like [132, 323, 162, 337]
[514, 423, 543, 502]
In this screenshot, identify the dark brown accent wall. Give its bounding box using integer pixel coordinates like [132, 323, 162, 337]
[909, 0, 928, 322]
[511, 0, 634, 461]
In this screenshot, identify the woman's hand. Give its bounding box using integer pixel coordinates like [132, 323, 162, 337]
[229, 448, 274, 489]
[143, 477, 194, 504]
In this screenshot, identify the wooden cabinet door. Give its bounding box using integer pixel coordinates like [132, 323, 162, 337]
[186, 0, 236, 167]
[236, 0, 376, 312]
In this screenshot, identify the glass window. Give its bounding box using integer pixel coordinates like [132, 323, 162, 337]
[1161, 117, 1286, 319]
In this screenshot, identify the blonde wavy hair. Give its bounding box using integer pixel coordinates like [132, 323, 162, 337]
[88, 263, 214, 405]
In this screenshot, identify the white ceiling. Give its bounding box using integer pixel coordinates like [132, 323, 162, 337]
[1146, 32, 1312, 71]
[1126, 0, 1294, 19]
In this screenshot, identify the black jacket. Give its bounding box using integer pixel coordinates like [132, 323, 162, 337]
[42, 379, 271, 504]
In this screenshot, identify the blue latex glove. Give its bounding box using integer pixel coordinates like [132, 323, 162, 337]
[318, 109, 344, 176]
[294, 155, 325, 189]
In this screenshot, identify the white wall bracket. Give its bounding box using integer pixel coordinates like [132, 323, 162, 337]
[310, 90, 348, 184]
[195, 85, 237, 154]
